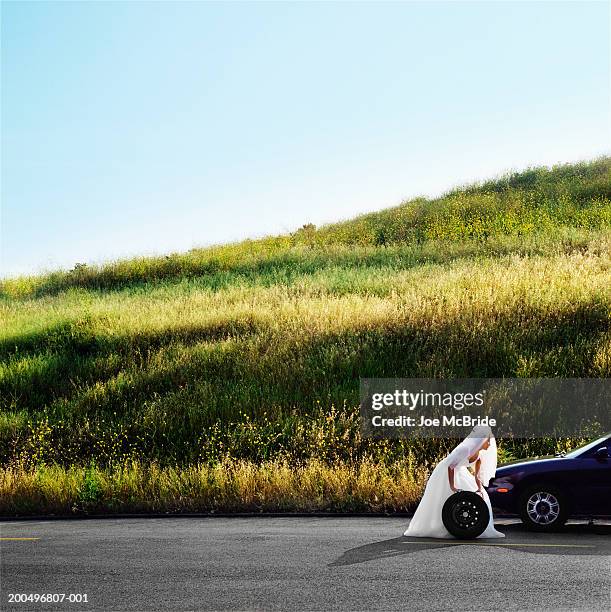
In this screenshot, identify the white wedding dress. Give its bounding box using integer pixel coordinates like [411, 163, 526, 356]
[404, 427, 505, 538]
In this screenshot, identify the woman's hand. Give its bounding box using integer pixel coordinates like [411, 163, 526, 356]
[474, 460, 484, 496]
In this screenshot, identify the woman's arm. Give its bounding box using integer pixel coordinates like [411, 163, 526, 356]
[474, 458, 483, 495]
[448, 466, 458, 492]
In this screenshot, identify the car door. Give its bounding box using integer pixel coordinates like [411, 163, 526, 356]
[572, 437, 611, 516]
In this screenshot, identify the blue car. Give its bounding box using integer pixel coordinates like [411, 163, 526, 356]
[487, 434, 611, 531]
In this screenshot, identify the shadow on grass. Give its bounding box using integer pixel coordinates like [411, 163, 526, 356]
[2, 301, 609, 417]
[4, 243, 502, 298]
[5, 223, 605, 300]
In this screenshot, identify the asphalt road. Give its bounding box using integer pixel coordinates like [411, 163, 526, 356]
[1, 517, 609, 611]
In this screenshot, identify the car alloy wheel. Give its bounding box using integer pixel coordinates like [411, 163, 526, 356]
[526, 491, 560, 525]
[519, 484, 568, 531]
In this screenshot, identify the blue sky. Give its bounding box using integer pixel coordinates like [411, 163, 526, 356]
[1, 1, 609, 278]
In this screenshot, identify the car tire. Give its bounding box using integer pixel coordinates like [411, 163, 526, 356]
[519, 484, 568, 532]
[442, 491, 490, 539]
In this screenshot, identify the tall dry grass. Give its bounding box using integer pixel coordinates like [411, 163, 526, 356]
[0, 458, 428, 516]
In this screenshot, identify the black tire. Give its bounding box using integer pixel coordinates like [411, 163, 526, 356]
[442, 491, 490, 539]
[518, 484, 568, 532]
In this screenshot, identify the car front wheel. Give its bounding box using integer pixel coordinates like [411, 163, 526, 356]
[519, 485, 568, 531]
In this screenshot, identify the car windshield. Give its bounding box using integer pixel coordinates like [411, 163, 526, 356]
[564, 434, 610, 458]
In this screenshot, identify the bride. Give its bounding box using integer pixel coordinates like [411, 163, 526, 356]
[404, 425, 505, 538]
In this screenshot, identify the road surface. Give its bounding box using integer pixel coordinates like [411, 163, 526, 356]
[1, 517, 609, 611]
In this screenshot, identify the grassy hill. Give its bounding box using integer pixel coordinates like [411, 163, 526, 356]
[1, 157, 610, 515]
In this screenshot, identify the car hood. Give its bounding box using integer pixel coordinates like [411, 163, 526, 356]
[496, 455, 562, 471]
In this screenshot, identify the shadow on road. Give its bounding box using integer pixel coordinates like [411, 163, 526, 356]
[329, 523, 611, 567]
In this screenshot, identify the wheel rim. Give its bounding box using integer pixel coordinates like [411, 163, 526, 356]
[450, 499, 482, 529]
[526, 491, 560, 524]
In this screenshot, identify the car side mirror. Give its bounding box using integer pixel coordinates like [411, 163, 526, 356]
[594, 447, 608, 460]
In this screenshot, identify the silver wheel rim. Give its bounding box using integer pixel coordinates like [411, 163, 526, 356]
[526, 491, 560, 524]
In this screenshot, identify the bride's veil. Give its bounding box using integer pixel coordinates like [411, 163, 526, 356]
[478, 434, 497, 486]
[446, 425, 497, 486]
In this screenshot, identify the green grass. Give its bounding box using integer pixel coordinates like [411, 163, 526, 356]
[1, 158, 610, 514]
